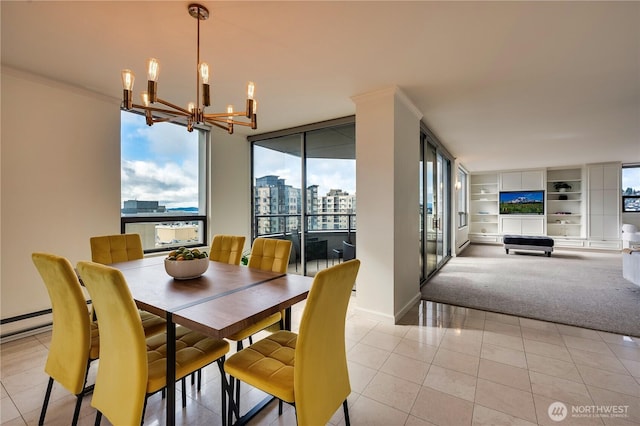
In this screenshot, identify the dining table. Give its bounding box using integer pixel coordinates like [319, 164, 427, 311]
[110, 255, 313, 426]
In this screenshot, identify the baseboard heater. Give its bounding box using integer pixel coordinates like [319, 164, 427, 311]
[1, 300, 91, 342]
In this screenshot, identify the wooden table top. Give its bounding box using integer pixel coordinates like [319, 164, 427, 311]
[173, 273, 312, 338]
[111, 258, 312, 339]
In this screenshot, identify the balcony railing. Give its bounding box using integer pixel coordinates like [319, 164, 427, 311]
[253, 212, 356, 275]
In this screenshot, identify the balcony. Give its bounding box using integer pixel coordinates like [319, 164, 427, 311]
[254, 213, 356, 276]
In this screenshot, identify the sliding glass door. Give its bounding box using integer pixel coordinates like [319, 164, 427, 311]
[251, 118, 355, 277]
[420, 133, 451, 282]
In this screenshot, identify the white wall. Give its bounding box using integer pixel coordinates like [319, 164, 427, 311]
[353, 86, 422, 323]
[210, 131, 252, 251]
[1, 67, 121, 335]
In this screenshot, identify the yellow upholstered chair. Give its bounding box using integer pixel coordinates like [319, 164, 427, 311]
[224, 259, 360, 425]
[76, 261, 230, 426]
[89, 233, 144, 264]
[209, 234, 246, 265]
[226, 237, 292, 349]
[89, 233, 166, 337]
[246, 237, 291, 273]
[31, 253, 100, 426]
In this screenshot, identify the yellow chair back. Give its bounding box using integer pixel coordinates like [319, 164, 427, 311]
[295, 259, 360, 425]
[209, 234, 246, 265]
[247, 237, 292, 273]
[76, 261, 148, 426]
[31, 253, 93, 395]
[90, 234, 143, 264]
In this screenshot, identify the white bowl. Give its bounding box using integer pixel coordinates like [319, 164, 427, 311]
[164, 258, 209, 280]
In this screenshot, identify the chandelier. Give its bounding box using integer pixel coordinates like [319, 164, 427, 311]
[120, 3, 257, 134]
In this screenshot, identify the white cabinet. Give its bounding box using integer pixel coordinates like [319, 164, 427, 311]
[500, 170, 544, 191]
[546, 167, 584, 239]
[469, 173, 499, 241]
[587, 163, 621, 244]
[501, 217, 545, 235]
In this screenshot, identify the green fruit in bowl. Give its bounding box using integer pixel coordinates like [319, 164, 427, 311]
[166, 247, 208, 261]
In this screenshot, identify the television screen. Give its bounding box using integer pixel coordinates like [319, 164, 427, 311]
[499, 191, 545, 215]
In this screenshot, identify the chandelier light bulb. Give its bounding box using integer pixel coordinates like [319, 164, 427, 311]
[147, 58, 160, 82]
[247, 81, 255, 100]
[188, 102, 196, 113]
[140, 91, 150, 107]
[199, 63, 210, 84]
[121, 69, 135, 90]
[227, 105, 234, 121]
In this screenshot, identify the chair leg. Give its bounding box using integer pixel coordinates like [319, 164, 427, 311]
[71, 393, 83, 426]
[94, 411, 102, 426]
[197, 369, 202, 391]
[227, 377, 239, 426]
[141, 396, 149, 426]
[216, 358, 227, 426]
[278, 399, 283, 415]
[235, 377, 241, 422]
[38, 377, 54, 426]
[71, 358, 92, 426]
[181, 378, 187, 408]
[343, 399, 350, 426]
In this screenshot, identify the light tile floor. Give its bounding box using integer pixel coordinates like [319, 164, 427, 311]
[1, 296, 639, 425]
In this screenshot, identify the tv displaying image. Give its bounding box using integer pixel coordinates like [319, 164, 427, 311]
[499, 191, 545, 215]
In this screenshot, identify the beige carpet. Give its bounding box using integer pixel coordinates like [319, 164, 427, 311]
[421, 243, 640, 337]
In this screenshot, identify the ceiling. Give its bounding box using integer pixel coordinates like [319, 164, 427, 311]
[2, 1, 639, 172]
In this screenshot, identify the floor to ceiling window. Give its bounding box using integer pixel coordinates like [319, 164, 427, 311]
[420, 130, 452, 282]
[250, 117, 355, 276]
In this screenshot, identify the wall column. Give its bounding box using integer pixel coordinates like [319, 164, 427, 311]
[352, 86, 423, 323]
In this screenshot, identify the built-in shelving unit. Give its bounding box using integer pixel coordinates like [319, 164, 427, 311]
[469, 173, 499, 242]
[546, 167, 584, 240]
[468, 165, 621, 251]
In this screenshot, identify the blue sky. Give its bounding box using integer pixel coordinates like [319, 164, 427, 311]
[121, 112, 199, 209]
[253, 146, 356, 195]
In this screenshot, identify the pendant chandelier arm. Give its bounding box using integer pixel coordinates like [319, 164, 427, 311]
[155, 99, 193, 116]
[131, 104, 192, 118]
[204, 117, 253, 127]
[203, 111, 251, 119]
[207, 120, 233, 131]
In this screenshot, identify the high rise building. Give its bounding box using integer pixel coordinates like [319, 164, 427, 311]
[254, 176, 356, 235]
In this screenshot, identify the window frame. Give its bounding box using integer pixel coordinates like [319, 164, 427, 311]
[457, 167, 468, 228]
[622, 164, 640, 213]
[120, 111, 210, 253]
[248, 116, 356, 276]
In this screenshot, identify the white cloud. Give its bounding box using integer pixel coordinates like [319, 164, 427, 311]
[121, 159, 198, 208]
